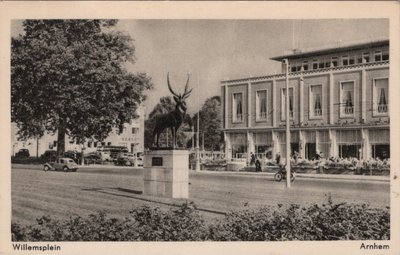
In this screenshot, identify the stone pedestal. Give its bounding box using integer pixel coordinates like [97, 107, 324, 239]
[143, 150, 189, 199]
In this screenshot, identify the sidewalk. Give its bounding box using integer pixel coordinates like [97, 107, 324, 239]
[192, 169, 390, 182]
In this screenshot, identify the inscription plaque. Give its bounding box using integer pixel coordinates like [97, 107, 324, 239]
[152, 157, 163, 166]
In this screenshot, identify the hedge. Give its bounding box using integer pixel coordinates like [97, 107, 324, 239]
[12, 200, 389, 241]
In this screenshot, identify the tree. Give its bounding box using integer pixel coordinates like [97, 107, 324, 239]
[189, 96, 223, 151]
[144, 96, 192, 149]
[11, 20, 152, 156]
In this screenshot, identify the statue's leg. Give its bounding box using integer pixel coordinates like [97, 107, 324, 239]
[171, 127, 175, 149]
[156, 132, 159, 148]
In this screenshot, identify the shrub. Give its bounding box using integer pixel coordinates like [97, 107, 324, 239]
[11, 200, 389, 241]
[209, 198, 390, 241]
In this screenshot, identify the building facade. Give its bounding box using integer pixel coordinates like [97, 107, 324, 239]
[11, 106, 145, 157]
[221, 39, 389, 161]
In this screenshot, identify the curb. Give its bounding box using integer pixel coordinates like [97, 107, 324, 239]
[192, 170, 390, 182]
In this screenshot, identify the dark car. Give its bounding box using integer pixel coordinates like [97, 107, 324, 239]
[15, 149, 30, 158]
[40, 150, 57, 163]
[84, 154, 102, 165]
[115, 153, 135, 166]
[64, 150, 81, 163]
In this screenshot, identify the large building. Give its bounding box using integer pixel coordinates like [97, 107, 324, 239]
[221, 39, 389, 161]
[11, 106, 145, 157]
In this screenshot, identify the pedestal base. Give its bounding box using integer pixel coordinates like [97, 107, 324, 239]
[143, 150, 189, 198]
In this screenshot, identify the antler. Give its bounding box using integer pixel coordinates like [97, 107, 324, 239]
[182, 73, 192, 98]
[167, 72, 179, 97]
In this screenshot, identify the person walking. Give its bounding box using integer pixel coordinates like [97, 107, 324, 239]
[255, 156, 262, 172]
[275, 152, 281, 165]
[250, 152, 256, 166]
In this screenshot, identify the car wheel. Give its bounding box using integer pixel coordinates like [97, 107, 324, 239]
[274, 172, 283, 182]
[290, 173, 295, 182]
[63, 166, 69, 172]
[44, 165, 49, 171]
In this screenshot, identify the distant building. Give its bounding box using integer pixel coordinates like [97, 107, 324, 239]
[11, 106, 145, 156]
[221, 39, 389, 161]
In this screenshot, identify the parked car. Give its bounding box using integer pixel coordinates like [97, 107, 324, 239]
[84, 154, 102, 165]
[64, 150, 81, 163]
[134, 157, 144, 167]
[15, 149, 30, 158]
[40, 150, 57, 162]
[97, 151, 111, 161]
[43, 157, 78, 172]
[116, 153, 135, 166]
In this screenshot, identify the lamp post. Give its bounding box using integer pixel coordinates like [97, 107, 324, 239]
[195, 75, 201, 172]
[284, 59, 291, 188]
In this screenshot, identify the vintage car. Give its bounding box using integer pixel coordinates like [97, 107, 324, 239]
[43, 157, 79, 172]
[15, 148, 30, 158]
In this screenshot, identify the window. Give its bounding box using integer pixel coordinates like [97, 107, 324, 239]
[88, 141, 92, 148]
[331, 57, 338, 67]
[373, 78, 389, 115]
[374, 51, 382, 62]
[340, 81, 355, 117]
[309, 85, 323, 119]
[232, 93, 243, 122]
[349, 57, 355, 65]
[101, 142, 106, 146]
[342, 55, 349, 66]
[281, 88, 294, 120]
[291, 66, 297, 72]
[362, 52, 370, 63]
[382, 50, 389, 61]
[107, 142, 112, 146]
[312, 60, 318, 70]
[256, 90, 267, 121]
[303, 61, 309, 71]
[319, 62, 325, 69]
[132, 127, 138, 134]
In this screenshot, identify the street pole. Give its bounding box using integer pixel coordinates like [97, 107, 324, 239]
[284, 59, 291, 188]
[195, 75, 201, 172]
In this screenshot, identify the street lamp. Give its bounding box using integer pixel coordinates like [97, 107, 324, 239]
[284, 59, 291, 188]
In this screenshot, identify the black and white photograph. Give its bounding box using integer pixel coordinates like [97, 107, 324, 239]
[1, 2, 399, 255]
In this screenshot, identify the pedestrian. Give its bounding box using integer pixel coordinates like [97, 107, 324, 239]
[255, 156, 262, 172]
[250, 152, 256, 166]
[315, 151, 321, 161]
[293, 150, 299, 163]
[275, 152, 281, 165]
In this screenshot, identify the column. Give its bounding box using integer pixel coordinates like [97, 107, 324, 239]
[329, 72, 334, 125]
[299, 130, 306, 159]
[272, 79, 277, 127]
[224, 85, 229, 129]
[247, 82, 252, 127]
[361, 69, 367, 122]
[329, 129, 337, 157]
[247, 131, 254, 165]
[315, 130, 320, 154]
[224, 132, 232, 161]
[361, 129, 370, 159]
[299, 77, 304, 124]
[271, 130, 279, 158]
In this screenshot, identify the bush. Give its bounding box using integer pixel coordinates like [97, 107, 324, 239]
[12, 200, 389, 241]
[209, 198, 390, 241]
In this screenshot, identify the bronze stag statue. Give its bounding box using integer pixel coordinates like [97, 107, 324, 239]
[153, 73, 192, 148]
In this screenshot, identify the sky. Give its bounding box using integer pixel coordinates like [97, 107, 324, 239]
[12, 19, 389, 116]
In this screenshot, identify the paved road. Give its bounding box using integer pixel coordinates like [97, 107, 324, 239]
[11, 164, 390, 225]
